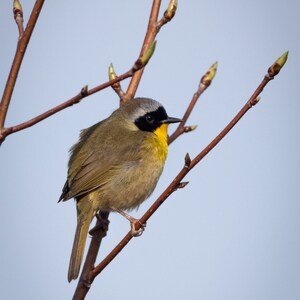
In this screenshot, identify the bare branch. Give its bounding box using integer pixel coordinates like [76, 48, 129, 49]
[168, 62, 218, 144]
[0, 0, 44, 136]
[0, 47, 158, 144]
[72, 212, 110, 300]
[124, 0, 173, 102]
[0, 70, 131, 144]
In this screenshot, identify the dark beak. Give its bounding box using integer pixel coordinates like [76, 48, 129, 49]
[161, 117, 182, 124]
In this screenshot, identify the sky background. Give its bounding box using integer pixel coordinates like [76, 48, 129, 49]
[1, 1, 299, 299]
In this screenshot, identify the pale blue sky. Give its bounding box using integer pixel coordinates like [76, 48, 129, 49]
[1, 1, 299, 299]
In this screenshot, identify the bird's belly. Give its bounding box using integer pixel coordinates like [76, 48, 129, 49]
[97, 158, 164, 211]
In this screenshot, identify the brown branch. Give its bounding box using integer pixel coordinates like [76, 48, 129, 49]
[72, 211, 110, 300]
[0, 48, 157, 145]
[72, 52, 288, 299]
[0, 69, 133, 143]
[168, 62, 218, 144]
[124, 0, 177, 102]
[0, 0, 44, 136]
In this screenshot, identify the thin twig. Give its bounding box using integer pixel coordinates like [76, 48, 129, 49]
[168, 62, 218, 144]
[0, 69, 133, 143]
[0, 0, 44, 135]
[123, 0, 163, 102]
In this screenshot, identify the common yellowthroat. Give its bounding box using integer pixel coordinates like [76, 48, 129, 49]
[59, 97, 181, 282]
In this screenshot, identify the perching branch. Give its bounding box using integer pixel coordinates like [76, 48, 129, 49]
[72, 211, 110, 300]
[0, 0, 45, 140]
[72, 51, 288, 300]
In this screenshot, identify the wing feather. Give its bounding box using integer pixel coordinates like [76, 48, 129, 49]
[62, 119, 146, 200]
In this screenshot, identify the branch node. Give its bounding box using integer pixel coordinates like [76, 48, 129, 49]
[177, 181, 189, 189]
[184, 125, 198, 133]
[132, 40, 157, 71]
[82, 278, 92, 289]
[265, 74, 274, 81]
[80, 85, 89, 97]
[184, 152, 191, 168]
[248, 96, 261, 107]
[0, 133, 5, 146]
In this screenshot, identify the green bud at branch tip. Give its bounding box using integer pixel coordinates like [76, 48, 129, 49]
[276, 51, 289, 68]
[268, 51, 289, 77]
[108, 63, 117, 81]
[13, 0, 23, 14]
[189, 125, 198, 131]
[80, 85, 88, 97]
[166, 0, 178, 19]
[184, 125, 198, 133]
[140, 40, 157, 66]
[201, 61, 218, 87]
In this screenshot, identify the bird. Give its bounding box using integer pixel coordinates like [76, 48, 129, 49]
[59, 97, 181, 282]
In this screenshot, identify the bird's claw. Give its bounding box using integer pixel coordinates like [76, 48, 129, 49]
[130, 220, 146, 237]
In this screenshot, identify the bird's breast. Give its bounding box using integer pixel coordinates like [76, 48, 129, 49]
[97, 132, 168, 211]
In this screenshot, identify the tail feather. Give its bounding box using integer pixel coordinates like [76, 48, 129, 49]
[68, 211, 93, 282]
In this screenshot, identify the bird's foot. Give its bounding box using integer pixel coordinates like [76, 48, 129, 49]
[130, 218, 146, 237]
[89, 212, 110, 237]
[112, 207, 146, 237]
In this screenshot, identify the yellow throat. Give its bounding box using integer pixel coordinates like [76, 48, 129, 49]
[153, 123, 169, 162]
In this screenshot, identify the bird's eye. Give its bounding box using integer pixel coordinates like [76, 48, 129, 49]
[146, 114, 154, 124]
